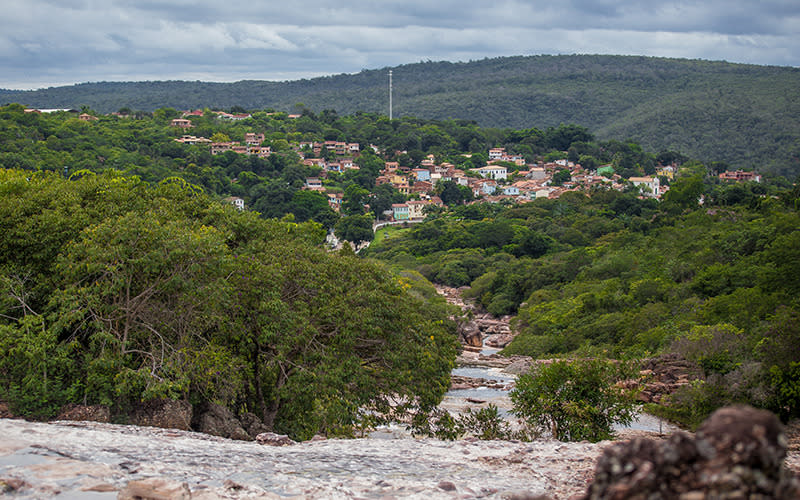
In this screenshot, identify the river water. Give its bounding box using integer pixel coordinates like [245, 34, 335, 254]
[441, 341, 678, 434]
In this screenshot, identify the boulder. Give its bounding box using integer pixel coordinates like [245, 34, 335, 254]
[256, 432, 295, 446]
[503, 358, 534, 375]
[486, 334, 514, 348]
[582, 405, 800, 499]
[193, 403, 250, 441]
[0, 402, 13, 418]
[57, 404, 111, 423]
[438, 480, 457, 491]
[458, 321, 483, 347]
[118, 478, 191, 500]
[239, 411, 271, 438]
[128, 399, 192, 431]
[639, 353, 703, 403]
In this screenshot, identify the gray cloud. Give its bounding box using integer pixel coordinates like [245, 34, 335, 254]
[1, 0, 798, 89]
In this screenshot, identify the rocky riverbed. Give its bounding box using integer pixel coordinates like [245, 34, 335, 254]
[0, 417, 606, 499]
[2, 413, 797, 499]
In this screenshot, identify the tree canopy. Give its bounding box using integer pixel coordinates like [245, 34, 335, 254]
[0, 169, 458, 439]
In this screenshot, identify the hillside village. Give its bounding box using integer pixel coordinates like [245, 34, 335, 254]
[25, 106, 763, 222]
[168, 109, 687, 219]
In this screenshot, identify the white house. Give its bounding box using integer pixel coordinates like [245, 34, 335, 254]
[224, 197, 245, 210]
[472, 165, 508, 181]
[407, 200, 430, 219]
[488, 148, 506, 160]
[473, 179, 497, 196]
[629, 176, 661, 198]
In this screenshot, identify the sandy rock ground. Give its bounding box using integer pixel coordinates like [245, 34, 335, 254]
[1, 418, 797, 499]
[0, 418, 621, 499]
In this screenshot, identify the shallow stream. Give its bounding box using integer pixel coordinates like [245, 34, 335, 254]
[441, 337, 678, 434]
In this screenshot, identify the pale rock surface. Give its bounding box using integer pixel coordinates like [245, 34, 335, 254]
[0, 418, 602, 499]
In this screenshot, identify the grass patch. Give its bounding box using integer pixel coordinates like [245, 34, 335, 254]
[371, 225, 411, 248]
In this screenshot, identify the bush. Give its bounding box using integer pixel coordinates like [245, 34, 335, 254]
[769, 362, 800, 420]
[669, 324, 749, 376]
[458, 404, 517, 441]
[501, 331, 582, 357]
[510, 359, 639, 442]
[409, 404, 524, 441]
[647, 378, 730, 430]
[649, 362, 775, 429]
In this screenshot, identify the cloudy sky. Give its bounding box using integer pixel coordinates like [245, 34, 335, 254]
[2, 0, 799, 90]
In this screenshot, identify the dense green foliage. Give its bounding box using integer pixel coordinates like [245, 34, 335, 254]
[0, 102, 684, 235]
[1, 97, 798, 434]
[3, 55, 799, 175]
[0, 169, 458, 439]
[368, 175, 800, 425]
[510, 360, 638, 442]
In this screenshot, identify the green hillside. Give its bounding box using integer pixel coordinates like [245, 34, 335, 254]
[2, 55, 799, 175]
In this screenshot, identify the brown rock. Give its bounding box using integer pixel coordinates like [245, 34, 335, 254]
[239, 411, 270, 438]
[503, 358, 534, 375]
[1, 477, 31, 494]
[486, 334, 515, 348]
[696, 405, 786, 471]
[459, 321, 483, 347]
[0, 402, 12, 418]
[57, 403, 111, 423]
[256, 432, 295, 446]
[438, 480, 457, 491]
[129, 399, 192, 431]
[582, 405, 800, 500]
[81, 482, 117, 492]
[118, 478, 191, 500]
[193, 403, 250, 441]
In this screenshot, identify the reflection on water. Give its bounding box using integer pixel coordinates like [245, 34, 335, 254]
[444, 365, 515, 417]
[446, 387, 510, 401]
[451, 366, 516, 382]
[444, 364, 676, 434]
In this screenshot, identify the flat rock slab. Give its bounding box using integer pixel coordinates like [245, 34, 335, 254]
[0, 418, 603, 499]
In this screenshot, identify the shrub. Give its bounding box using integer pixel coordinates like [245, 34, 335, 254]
[409, 404, 524, 441]
[649, 362, 775, 429]
[647, 377, 730, 430]
[458, 404, 516, 440]
[669, 324, 749, 376]
[510, 359, 639, 442]
[409, 408, 463, 440]
[769, 362, 800, 420]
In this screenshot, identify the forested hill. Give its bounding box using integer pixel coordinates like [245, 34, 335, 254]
[2, 55, 800, 176]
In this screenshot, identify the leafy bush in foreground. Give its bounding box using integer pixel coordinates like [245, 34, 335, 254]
[510, 360, 639, 442]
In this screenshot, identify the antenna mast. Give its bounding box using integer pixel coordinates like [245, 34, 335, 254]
[389, 70, 393, 120]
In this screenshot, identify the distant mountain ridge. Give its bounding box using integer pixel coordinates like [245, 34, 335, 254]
[2, 55, 799, 175]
